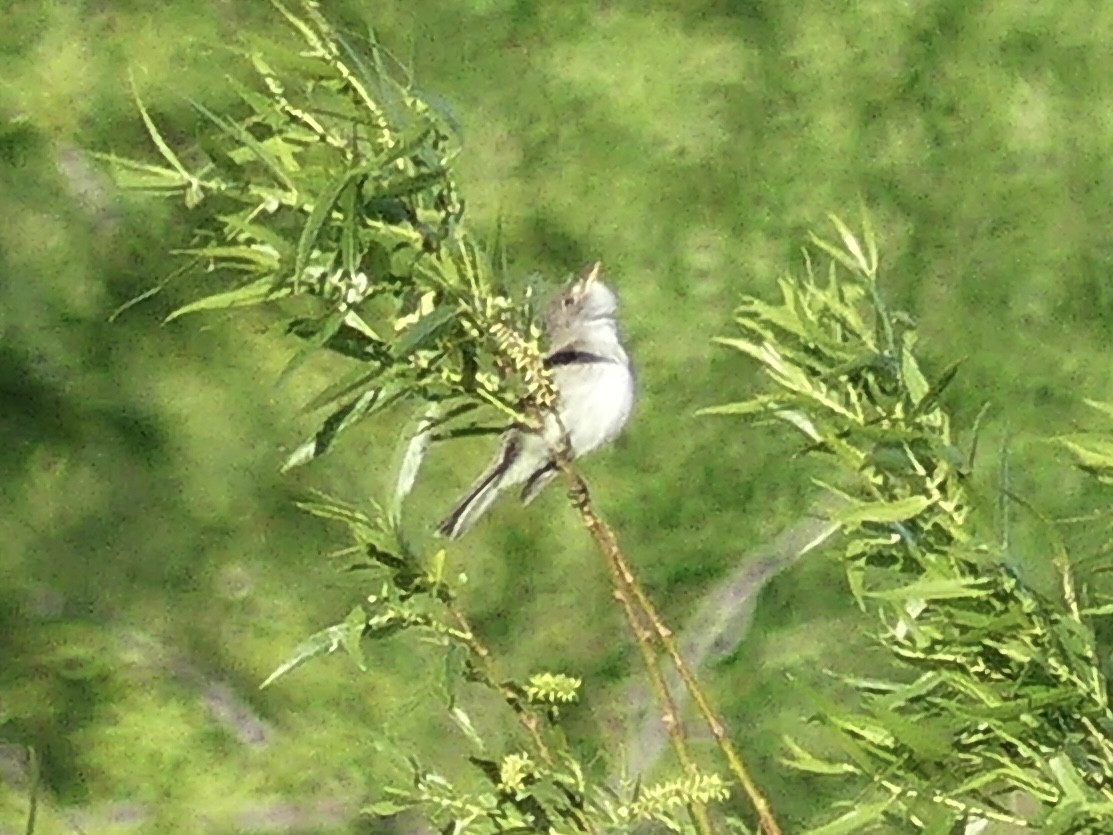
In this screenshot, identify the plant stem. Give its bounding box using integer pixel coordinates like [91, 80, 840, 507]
[620, 564, 782, 835]
[559, 463, 782, 835]
[447, 604, 554, 766]
[567, 484, 715, 835]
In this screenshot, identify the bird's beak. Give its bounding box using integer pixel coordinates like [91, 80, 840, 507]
[582, 261, 602, 287]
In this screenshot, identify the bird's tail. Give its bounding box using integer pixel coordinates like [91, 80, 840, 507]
[435, 441, 517, 539]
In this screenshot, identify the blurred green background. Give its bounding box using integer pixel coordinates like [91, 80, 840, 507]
[3, 1, 1113, 832]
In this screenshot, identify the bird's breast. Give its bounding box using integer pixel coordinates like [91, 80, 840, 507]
[548, 359, 635, 457]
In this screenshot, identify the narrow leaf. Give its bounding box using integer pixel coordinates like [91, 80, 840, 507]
[294, 166, 361, 288]
[809, 233, 866, 276]
[277, 309, 347, 385]
[799, 801, 893, 835]
[867, 576, 992, 602]
[835, 495, 932, 525]
[392, 405, 436, 519]
[696, 399, 779, 417]
[165, 276, 290, 321]
[1083, 399, 1113, 420]
[281, 388, 381, 472]
[130, 74, 193, 184]
[1058, 435, 1113, 472]
[827, 213, 871, 275]
[301, 364, 389, 415]
[190, 98, 297, 194]
[781, 737, 858, 775]
[339, 605, 369, 672]
[260, 615, 366, 688]
[392, 305, 455, 359]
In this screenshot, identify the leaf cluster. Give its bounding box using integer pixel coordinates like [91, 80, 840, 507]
[99, 0, 551, 476]
[708, 217, 1113, 833]
[258, 473, 732, 835]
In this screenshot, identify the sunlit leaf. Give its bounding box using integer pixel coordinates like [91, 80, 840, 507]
[189, 98, 297, 194]
[260, 612, 367, 688]
[899, 333, 930, 405]
[392, 304, 455, 359]
[1083, 399, 1113, 420]
[448, 706, 485, 752]
[392, 406, 435, 520]
[339, 605, 369, 672]
[293, 165, 366, 288]
[165, 276, 291, 321]
[834, 495, 932, 525]
[798, 800, 893, 835]
[280, 388, 384, 472]
[808, 232, 866, 277]
[1058, 435, 1113, 474]
[781, 737, 858, 775]
[130, 73, 194, 185]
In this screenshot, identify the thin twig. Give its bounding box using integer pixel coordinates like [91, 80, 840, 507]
[449, 604, 604, 835]
[558, 463, 781, 835]
[446, 605, 554, 767]
[560, 473, 714, 835]
[624, 499, 843, 775]
[620, 559, 782, 835]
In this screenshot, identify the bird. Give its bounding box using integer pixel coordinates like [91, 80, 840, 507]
[435, 263, 635, 539]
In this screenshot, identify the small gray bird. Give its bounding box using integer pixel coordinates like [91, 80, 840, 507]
[436, 263, 635, 539]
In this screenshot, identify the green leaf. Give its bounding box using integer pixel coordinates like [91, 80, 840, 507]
[165, 276, 291, 321]
[220, 216, 295, 259]
[710, 336, 770, 364]
[910, 358, 963, 416]
[1058, 435, 1113, 474]
[226, 74, 288, 129]
[277, 309, 347, 386]
[293, 165, 364, 288]
[377, 169, 448, 201]
[339, 178, 361, 277]
[281, 389, 380, 472]
[300, 364, 390, 415]
[780, 737, 858, 775]
[391, 406, 435, 521]
[260, 613, 367, 688]
[93, 152, 198, 193]
[130, 73, 194, 186]
[392, 304, 455, 359]
[916, 808, 964, 835]
[866, 703, 956, 761]
[834, 495, 932, 525]
[1083, 399, 1113, 420]
[1047, 753, 1091, 804]
[867, 576, 992, 602]
[858, 207, 879, 276]
[808, 232, 867, 277]
[364, 796, 411, 818]
[295, 494, 375, 529]
[171, 244, 281, 270]
[448, 706, 485, 752]
[899, 333, 930, 405]
[696, 398, 780, 417]
[828, 214, 872, 275]
[339, 605, 369, 672]
[799, 800, 892, 835]
[281, 384, 406, 471]
[189, 98, 297, 194]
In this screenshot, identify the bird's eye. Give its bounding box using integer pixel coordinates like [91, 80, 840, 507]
[562, 296, 575, 309]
